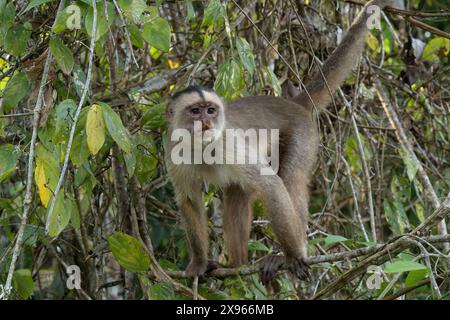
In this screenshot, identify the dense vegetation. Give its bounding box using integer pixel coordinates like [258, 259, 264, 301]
[0, 0, 449, 300]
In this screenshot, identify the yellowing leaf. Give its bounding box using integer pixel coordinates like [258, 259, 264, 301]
[86, 104, 106, 155]
[35, 160, 51, 207]
[167, 59, 179, 69]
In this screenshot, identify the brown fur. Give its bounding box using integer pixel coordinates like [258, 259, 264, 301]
[165, 0, 396, 278]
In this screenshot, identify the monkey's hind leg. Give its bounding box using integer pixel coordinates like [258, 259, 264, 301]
[223, 185, 254, 267]
[257, 174, 311, 282]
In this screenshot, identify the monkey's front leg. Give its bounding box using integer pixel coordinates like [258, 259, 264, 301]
[179, 193, 209, 277]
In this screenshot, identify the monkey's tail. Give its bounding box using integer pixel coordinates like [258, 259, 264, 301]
[291, 0, 392, 112]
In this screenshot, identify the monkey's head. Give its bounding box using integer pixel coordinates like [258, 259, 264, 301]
[166, 86, 225, 143]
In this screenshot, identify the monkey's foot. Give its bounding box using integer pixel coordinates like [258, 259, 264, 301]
[185, 260, 208, 277]
[285, 256, 312, 282]
[259, 254, 285, 285]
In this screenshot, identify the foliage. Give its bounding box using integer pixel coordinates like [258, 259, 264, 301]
[0, 0, 449, 300]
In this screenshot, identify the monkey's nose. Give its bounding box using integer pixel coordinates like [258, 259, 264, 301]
[202, 121, 212, 131]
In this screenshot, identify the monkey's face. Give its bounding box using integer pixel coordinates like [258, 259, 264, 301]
[167, 87, 225, 143]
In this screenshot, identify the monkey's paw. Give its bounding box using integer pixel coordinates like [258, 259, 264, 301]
[185, 260, 208, 277]
[259, 254, 285, 285]
[285, 256, 312, 282]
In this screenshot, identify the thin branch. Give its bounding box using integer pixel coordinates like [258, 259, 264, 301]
[165, 234, 450, 279]
[1, 0, 66, 301]
[45, 0, 97, 234]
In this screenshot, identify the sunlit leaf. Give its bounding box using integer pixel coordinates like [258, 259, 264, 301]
[50, 38, 74, 74]
[422, 37, 450, 62]
[86, 104, 106, 155]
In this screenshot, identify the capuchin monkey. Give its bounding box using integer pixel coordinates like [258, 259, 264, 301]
[165, 0, 397, 283]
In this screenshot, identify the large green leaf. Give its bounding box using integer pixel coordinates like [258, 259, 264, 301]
[0, 1, 15, 46]
[214, 58, 244, 101]
[236, 37, 256, 76]
[47, 193, 72, 237]
[202, 0, 225, 28]
[384, 260, 427, 274]
[2, 71, 30, 112]
[142, 17, 171, 52]
[13, 269, 34, 299]
[50, 37, 74, 74]
[99, 102, 132, 153]
[85, 1, 116, 41]
[4, 24, 31, 56]
[147, 282, 175, 300]
[108, 232, 151, 273]
[0, 144, 20, 182]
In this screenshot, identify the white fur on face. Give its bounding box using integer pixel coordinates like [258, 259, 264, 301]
[170, 89, 226, 142]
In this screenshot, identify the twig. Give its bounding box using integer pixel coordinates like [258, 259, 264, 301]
[1, 0, 66, 301]
[45, 0, 97, 234]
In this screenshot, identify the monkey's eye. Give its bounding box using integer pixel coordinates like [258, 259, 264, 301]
[207, 107, 216, 114]
[190, 108, 201, 115]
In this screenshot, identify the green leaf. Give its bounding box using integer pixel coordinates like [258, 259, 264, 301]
[4, 24, 31, 56]
[202, 0, 225, 28]
[147, 282, 175, 300]
[23, 0, 54, 13]
[85, 1, 116, 41]
[142, 17, 171, 52]
[72, 64, 88, 98]
[70, 130, 90, 167]
[54, 99, 77, 142]
[0, 2, 15, 46]
[263, 66, 281, 96]
[0, 144, 20, 182]
[248, 240, 270, 252]
[214, 58, 244, 101]
[47, 193, 72, 237]
[2, 71, 29, 112]
[324, 235, 350, 245]
[86, 104, 106, 155]
[108, 232, 151, 272]
[99, 102, 132, 153]
[422, 37, 450, 62]
[384, 260, 427, 274]
[236, 37, 256, 76]
[50, 37, 74, 74]
[13, 269, 34, 299]
[399, 147, 419, 181]
[52, 5, 80, 33]
[405, 269, 428, 286]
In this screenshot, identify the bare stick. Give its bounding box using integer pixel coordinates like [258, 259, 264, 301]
[45, 0, 97, 234]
